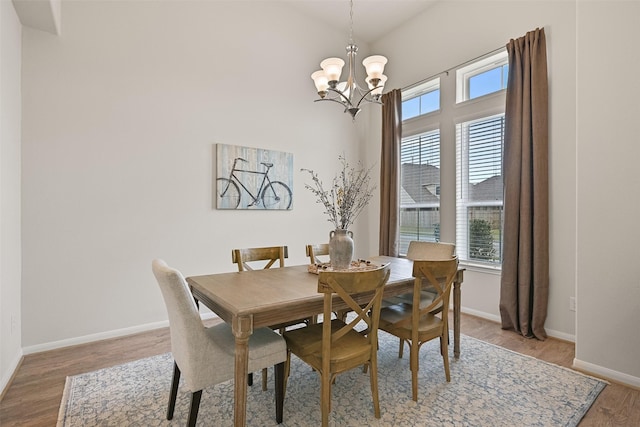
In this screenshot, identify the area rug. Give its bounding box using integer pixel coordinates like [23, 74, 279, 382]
[57, 332, 606, 426]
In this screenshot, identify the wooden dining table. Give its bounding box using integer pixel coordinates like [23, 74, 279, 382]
[186, 255, 465, 427]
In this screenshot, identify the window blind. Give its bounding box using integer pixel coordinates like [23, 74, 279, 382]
[456, 115, 504, 264]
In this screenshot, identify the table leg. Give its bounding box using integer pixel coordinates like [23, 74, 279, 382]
[232, 316, 253, 427]
[453, 269, 464, 359]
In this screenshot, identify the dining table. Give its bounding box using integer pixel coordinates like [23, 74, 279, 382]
[186, 255, 465, 427]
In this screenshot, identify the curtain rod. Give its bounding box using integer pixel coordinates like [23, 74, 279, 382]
[402, 45, 506, 93]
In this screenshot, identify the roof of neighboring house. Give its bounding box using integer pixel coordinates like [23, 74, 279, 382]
[401, 163, 502, 204]
[470, 175, 503, 201]
[401, 163, 441, 204]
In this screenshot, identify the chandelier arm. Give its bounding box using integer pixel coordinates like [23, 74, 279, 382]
[326, 87, 356, 108]
[314, 97, 354, 108]
[354, 86, 381, 108]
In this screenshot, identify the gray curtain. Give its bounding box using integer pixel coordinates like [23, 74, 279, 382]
[499, 28, 549, 340]
[379, 89, 402, 256]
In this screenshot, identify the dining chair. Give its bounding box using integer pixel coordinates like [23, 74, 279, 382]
[151, 259, 286, 426]
[305, 243, 353, 322]
[232, 245, 288, 271]
[389, 240, 456, 357]
[305, 243, 330, 323]
[283, 264, 390, 427]
[232, 245, 311, 390]
[378, 257, 459, 401]
[305, 243, 330, 264]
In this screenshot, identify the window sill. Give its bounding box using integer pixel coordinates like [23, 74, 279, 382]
[459, 261, 502, 276]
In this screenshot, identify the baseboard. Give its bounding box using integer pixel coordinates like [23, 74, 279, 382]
[460, 307, 576, 343]
[460, 307, 501, 323]
[543, 328, 575, 343]
[573, 358, 640, 389]
[21, 312, 219, 355]
[0, 350, 23, 400]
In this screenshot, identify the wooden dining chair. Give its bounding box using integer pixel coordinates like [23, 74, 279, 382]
[378, 257, 459, 401]
[305, 243, 355, 322]
[232, 245, 288, 271]
[305, 244, 330, 323]
[231, 245, 311, 390]
[283, 264, 390, 427]
[305, 243, 330, 264]
[152, 259, 286, 426]
[389, 240, 456, 357]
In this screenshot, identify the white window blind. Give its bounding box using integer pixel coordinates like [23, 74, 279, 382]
[456, 114, 504, 265]
[399, 131, 441, 255]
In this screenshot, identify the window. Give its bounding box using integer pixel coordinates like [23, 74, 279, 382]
[401, 78, 440, 121]
[399, 50, 507, 266]
[399, 130, 441, 254]
[456, 52, 509, 102]
[456, 115, 504, 264]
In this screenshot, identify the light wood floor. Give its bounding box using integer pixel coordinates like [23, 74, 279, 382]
[1, 313, 638, 426]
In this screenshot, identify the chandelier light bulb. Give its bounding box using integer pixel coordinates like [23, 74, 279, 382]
[368, 74, 387, 98]
[320, 58, 345, 86]
[363, 55, 388, 84]
[311, 70, 329, 98]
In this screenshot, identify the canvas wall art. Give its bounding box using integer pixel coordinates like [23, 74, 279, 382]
[215, 143, 293, 210]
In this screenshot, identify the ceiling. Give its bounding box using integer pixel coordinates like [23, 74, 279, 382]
[12, 0, 439, 43]
[284, 0, 439, 44]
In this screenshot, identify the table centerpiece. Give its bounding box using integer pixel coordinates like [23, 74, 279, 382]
[302, 155, 376, 269]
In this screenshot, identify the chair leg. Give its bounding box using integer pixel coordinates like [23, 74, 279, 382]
[369, 358, 381, 419]
[262, 367, 268, 391]
[410, 342, 419, 402]
[187, 390, 202, 427]
[398, 338, 404, 358]
[248, 372, 253, 386]
[274, 362, 285, 424]
[321, 371, 332, 427]
[167, 362, 180, 420]
[442, 333, 451, 382]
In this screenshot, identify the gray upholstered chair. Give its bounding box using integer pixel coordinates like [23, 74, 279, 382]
[152, 259, 286, 426]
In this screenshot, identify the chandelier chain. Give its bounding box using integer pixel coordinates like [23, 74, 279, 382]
[349, 0, 354, 44]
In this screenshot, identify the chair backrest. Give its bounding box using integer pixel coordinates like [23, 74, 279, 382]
[305, 243, 329, 264]
[406, 241, 455, 261]
[401, 258, 459, 328]
[152, 259, 210, 383]
[232, 246, 288, 271]
[317, 264, 391, 354]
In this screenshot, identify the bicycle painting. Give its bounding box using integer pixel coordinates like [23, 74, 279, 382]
[215, 144, 293, 210]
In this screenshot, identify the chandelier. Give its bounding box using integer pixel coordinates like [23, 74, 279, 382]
[310, 0, 388, 120]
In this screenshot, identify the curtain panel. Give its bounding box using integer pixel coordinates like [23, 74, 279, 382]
[379, 89, 402, 256]
[499, 28, 550, 340]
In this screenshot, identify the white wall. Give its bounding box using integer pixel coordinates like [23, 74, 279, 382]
[20, 0, 367, 350]
[0, 0, 23, 392]
[574, 0, 640, 384]
[371, 1, 578, 340]
[370, 0, 640, 387]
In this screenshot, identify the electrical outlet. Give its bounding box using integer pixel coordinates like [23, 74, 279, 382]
[569, 297, 576, 312]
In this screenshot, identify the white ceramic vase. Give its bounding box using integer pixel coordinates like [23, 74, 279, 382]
[329, 229, 354, 269]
